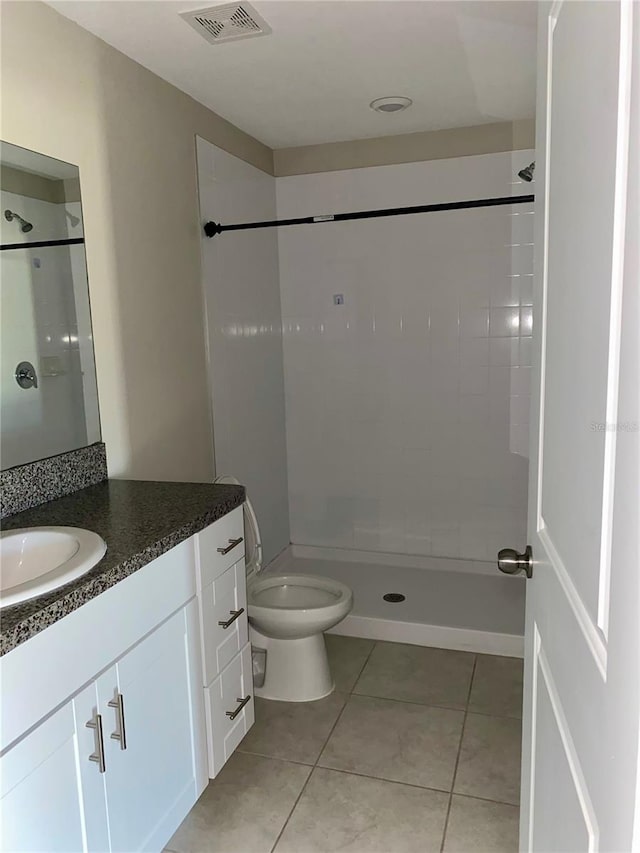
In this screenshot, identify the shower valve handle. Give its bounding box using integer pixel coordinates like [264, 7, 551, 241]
[15, 361, 38, 389]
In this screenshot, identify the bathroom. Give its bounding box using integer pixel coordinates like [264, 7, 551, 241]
[0, 2, 638, 853]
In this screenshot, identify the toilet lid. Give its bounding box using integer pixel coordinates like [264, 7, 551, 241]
[213, 475, 263, 575]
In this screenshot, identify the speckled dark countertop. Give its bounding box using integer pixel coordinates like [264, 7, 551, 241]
[0, 479, 245, 656]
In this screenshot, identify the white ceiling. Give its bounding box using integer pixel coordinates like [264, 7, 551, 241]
[49, 0, 538, 149]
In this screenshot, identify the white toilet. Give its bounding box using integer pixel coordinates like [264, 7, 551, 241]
[215, 477, 353, 702]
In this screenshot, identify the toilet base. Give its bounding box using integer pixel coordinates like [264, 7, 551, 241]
[249, 626, 334, 702]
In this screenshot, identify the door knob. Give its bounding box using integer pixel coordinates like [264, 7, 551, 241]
[497, 545, 533, 578]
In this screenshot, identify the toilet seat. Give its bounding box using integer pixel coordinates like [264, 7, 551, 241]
[249, 573, 351, 609]
[248, 573, 353, 640]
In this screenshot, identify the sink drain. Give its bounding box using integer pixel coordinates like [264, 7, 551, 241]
[383, 593, 405, 603]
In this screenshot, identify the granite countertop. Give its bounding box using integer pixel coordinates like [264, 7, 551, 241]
[0, 479, 245, 656]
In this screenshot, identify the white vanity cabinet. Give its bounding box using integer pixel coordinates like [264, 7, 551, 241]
[0, 505, 253, 852]
[195, 505, 255, 778]
[95, 602, 204, 852]
[1, 599, 204, 853]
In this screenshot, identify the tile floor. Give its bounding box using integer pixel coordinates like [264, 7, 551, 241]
[167, 636, 523, 853]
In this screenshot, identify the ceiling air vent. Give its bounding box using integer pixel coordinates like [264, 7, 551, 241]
[180, 3, 271, 45]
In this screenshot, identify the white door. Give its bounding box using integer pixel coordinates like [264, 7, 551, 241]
[100, 601, 206, 853]
[515, 2, 639, 850]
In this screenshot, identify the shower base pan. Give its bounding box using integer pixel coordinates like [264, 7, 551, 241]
[265, 545, 526, 658]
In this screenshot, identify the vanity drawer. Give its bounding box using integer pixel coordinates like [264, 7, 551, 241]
[199, 558, 248, 686]
[204, 643, 254, 778]
[196, 506, 245, 588]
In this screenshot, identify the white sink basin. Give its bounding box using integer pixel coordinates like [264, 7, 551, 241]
[0, 527, 107, 608]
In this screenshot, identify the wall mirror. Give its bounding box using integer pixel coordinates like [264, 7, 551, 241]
[0, 141, 100, 469]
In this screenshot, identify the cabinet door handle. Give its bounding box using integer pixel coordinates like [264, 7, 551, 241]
[86, 711, 106, 773]
[218, 607, 245, 629]
[226, 695, 251, 721]
[108, 691, 127, 750]
[217, 537, 243, 555]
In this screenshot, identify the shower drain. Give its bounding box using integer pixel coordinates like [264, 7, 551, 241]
[383, 593, 406, 603]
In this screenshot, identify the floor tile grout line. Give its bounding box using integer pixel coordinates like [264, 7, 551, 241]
[312, 637, 377, 766]
[314, 698, 350, 767]
[457, 708, 523, 721]
[262, 685, 520, 721]
[439, 654, 478, 853]
[236, 747, 315, 768]
[347, 639, 377, 695]
[267, 764, 314, 853]
[351, 641, 483, 714]
[267, 693, 351, 853]
[234, 749, 520, 808]
[451, 790, 521, 808]
[308, 763, 458, 797]
[267, 637, 377, 853]
[349, 690, 470, 714]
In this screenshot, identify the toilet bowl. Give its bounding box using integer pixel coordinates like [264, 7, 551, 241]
[214, 476, 354, 702]
[249, 573, 353, 701]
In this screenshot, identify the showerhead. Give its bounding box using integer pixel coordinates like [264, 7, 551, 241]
[518, 162, 535, 183]
[4, 209, 33, 233]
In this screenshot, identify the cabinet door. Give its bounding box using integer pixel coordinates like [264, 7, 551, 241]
[199, 557, 248, 686]
[72, 680, 112, 852]
[100, 600, 206, 853]
[204, 642, 254, 778]
[1, 700, 92, 852]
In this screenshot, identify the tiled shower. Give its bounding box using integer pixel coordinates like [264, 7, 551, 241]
[277, 154, 533, 562]
[198, 139, 533, 651]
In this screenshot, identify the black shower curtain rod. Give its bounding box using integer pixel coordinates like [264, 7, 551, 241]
[0, 237, 85, 251]
[204, 193, 535, 238]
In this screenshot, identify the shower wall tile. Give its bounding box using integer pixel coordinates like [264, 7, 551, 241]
[277, 150, 534, 562]
[197, 139, 290, 565]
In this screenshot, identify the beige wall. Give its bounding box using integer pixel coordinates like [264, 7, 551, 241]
[274, 119, 535, 176]
[0, 1, 273, 482]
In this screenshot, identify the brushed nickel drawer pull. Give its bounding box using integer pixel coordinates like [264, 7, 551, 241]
[226, 695, 251, 721]
[108, 692, 127, 750]
[218, 607, 245, 629]
[217, 537, 243, 555]
[86, 712, 106, 773]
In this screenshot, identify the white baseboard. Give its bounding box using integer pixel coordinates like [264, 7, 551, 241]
[328, 613, 524, 658]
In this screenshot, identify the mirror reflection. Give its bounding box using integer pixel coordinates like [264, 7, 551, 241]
[1, 141, 100, 469]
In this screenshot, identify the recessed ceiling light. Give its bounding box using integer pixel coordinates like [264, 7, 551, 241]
[370, 96, 413, 114]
